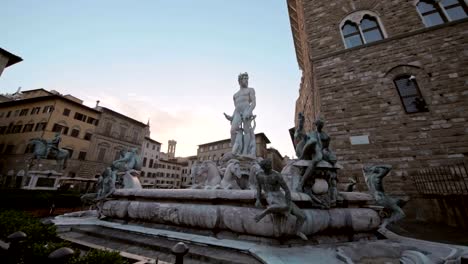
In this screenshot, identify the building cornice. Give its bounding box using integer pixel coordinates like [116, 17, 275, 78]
[0, 94, 101, 114]
[0, 48, 22, 67]
[287, 0, 304, 70]
[97, 106, 147, 127]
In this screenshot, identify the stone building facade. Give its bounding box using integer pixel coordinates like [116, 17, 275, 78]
[179, 155, 198, 188]
[197, 133, 271, 162]
[140, 137, 162, 187]
[266, 148, 285, 172]
[287, 0, 468, 224]
[0, 89, 100, 186]
[140, 138, 194, 189]
[0, 88, 150, 189]
[87, 106, 147, 177]
[154, 158, 183, 189]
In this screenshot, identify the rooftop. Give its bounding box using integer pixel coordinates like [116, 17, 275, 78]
[96, 106, 147, 127]
[145, 137, 162, 145]
[198, 132, 271, 147]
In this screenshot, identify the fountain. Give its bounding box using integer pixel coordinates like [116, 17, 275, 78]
[53, 73, 468, 263]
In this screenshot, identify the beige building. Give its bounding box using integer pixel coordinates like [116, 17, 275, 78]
[0, 48, 22, 77]
[140, 137, 162, 187]
[180, 155, 198, 188]
[0, 88, 150, 189]
[141, 138, 194, 189]
[0, 89, 100, 187]
[85, 105, 148, 178]
[154, 158, 183, 189]
[197, 133, 271, 162]
[266, 148, 285, 172]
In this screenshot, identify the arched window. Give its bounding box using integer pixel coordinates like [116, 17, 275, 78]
[417, 1, 446, 26]
[416, 0, 468, 27]
[442, 0, 468, 20]
[360, 16, 384, 43]
[342, 22, 362, 48]
[340, 12, 385, 49]
[393, 75, 429, 113]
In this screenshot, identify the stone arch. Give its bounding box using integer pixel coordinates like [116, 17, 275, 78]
[382, 64, 432, 107]
[339, 10, 388, 48]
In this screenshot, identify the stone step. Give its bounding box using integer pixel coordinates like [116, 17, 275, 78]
[59, 225, 262, 264]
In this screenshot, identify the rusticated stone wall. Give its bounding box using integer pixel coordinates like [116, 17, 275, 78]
[290, 0, 468, 198]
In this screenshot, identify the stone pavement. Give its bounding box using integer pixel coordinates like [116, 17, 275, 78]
[389, 219, 468, 246]
[53, 214, 344, 264]
[53, 213, 468, 264]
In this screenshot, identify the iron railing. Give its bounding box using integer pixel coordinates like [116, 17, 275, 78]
[414, 162, 468, 196]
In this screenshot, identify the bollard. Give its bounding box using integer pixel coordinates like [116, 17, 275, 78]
[48, 247, 75, 264]
[6, 231, 27, 263]
[7, 231, 27, 243]
[7, 231, 27, 252]
[171, 242, 189, 264]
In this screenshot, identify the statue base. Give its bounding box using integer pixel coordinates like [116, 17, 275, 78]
[101, 189, 379, 240]
[22, 170, 63, 190]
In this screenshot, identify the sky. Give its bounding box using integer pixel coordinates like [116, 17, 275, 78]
[0, 0, 301, 158]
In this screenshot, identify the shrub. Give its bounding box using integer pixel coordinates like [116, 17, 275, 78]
[68, 249, 129, 264]
[0, 210, 128, 264]
[0, 210, 57, 242]
[0, 210, 61, 263]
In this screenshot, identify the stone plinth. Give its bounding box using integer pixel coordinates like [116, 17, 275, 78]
[102, 189, 380, 239]
[22, 170, 63, 190]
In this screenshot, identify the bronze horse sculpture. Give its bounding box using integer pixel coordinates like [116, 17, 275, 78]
[28, 138, 69, 171]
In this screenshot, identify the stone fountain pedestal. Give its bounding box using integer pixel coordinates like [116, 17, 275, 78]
[102, 189, 379, 242]
[53, 188, 468, 263]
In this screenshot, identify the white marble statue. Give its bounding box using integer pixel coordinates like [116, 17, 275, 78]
[191, 160, 222, 189]
[224, 72, 257, 157]
[220, 159, 242, 189]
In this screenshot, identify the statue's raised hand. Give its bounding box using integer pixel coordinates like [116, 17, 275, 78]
[223, 112, 233, 121]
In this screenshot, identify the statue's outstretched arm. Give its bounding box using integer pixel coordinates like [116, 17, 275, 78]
[223, 112, 233, 122]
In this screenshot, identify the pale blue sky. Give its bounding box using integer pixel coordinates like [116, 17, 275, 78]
[1, 0, 301, 157]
